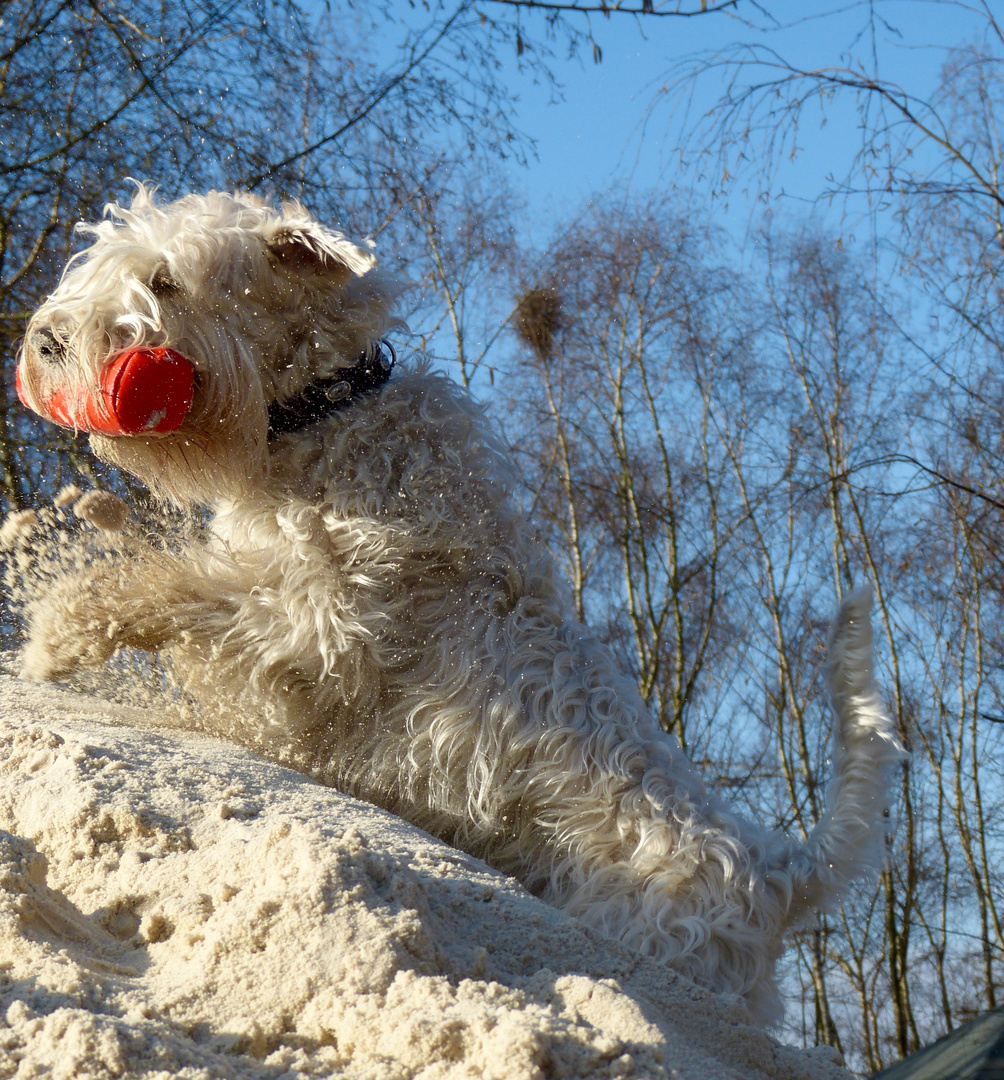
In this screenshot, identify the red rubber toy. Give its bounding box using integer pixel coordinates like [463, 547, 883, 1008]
[17, 346, 194, 436]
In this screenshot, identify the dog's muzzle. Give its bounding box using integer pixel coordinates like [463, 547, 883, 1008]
[17, 346, 195, 436]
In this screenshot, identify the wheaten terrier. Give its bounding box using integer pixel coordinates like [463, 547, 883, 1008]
[14, 187, 904, 1025]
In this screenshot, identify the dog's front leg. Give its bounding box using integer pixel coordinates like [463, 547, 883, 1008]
[20, 547, 239, 682]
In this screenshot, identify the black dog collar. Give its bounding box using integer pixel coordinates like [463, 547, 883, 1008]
[267, 340, 396, 439]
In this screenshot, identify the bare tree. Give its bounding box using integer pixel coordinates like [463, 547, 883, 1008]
[634, 10, 1004, 1062]
[506, 193, 759, 754]
[502, 192, 966, 1070]
[394, 158, 524, 389]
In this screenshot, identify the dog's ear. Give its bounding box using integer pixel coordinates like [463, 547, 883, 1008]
[266, 223, 375, 283]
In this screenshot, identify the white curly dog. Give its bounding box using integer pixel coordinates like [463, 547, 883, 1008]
[15, 187, 903, 1025]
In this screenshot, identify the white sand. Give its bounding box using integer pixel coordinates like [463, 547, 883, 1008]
[0, 672, 851, 1080]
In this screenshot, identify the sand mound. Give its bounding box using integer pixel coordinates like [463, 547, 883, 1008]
[0, 673, 850, 1080]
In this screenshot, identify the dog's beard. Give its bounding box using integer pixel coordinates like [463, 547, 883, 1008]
[93, 412, 269, 507]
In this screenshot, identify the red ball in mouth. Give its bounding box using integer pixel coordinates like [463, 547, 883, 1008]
[17, 346, 195, 436]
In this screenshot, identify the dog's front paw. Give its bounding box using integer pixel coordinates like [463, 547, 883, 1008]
[20, 595, 117, 682]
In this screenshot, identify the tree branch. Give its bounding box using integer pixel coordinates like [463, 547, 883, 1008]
[479, 0, 741, 14]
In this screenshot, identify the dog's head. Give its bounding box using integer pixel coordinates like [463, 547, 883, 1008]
[17, 185, 397, 504]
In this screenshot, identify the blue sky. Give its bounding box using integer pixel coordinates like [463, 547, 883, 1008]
[496, 2, 993, 234]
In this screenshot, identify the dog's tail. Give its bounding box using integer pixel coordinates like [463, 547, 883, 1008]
[784, 586, 906, 924]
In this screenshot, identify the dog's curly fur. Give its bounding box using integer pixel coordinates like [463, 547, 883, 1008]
[15, 187, 905, 1025]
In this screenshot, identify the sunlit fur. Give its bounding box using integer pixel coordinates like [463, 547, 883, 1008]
[17, 187, 905, 1026]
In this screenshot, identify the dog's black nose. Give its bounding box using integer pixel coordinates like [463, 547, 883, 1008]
[32, 328, 66, 365]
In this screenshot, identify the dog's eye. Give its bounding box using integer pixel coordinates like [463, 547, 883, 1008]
[148, 265, 180, 297]
[32, 329, 65, 364]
